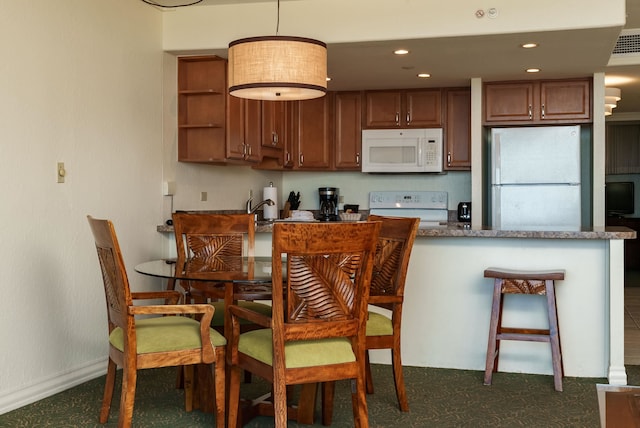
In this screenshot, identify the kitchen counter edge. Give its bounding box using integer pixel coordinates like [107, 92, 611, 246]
[157, 223, 635, 240]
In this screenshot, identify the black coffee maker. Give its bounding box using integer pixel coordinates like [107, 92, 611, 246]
[318, 187, 339, 221]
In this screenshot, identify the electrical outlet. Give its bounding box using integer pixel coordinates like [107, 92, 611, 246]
[57, 162, 66, 183]
[200, 191, 207, 202]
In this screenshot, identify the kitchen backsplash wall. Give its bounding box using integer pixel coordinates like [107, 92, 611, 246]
[170, 162, 471, 216]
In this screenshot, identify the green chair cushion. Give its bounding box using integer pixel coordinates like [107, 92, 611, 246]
[238, 329, 355, 368]
[211, 301, 272, 326]
[109, 315, 226, 354]
[366, 311, 393, 336]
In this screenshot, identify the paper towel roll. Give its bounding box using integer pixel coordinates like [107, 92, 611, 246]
[263, 185, 278, 220]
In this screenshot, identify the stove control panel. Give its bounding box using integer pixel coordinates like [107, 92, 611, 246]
[369, 191, 448, 210]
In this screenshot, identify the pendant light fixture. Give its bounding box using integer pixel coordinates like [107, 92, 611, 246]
[228, 0, 327, 101]
[604, 87, 622, 116]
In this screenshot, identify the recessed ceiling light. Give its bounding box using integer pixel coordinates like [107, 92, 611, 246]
[394, 49, 409, 55]
[526, 68, 540, 73]
[417, 73, 431, 78]
[521, 43, 538, 49]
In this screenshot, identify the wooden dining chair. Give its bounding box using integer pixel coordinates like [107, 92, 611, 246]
[226, 221, 381, 428]
[322, 215, 419, 420]
[172, 212, 273, 332]
[87, 216, 226, 428]
[363, 215, 420, 411]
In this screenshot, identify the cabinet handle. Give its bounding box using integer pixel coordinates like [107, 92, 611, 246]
[286, 152, 291, 163]
[356, 153, 360, 165]
[300, 154, 304, 165]
[272, 132, 278, 145]
[395, 112, 400, 126]
[541, 104, 545, 119]
[240, 144, 246, 156]
[246, 144, 252, 156]
[528, 105, 532, 120]
[447, 152, 451, 165]
[406, 112, 411, 124]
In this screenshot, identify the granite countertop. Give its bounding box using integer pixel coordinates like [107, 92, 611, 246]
[157, 221, 636, 240]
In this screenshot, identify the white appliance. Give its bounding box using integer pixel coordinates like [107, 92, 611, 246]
[361, 128, 443, 173]
[369, 190, 448, 227]
[491, 125, 582, 230]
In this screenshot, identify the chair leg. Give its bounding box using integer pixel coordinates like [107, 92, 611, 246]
[273, 378, 288, 428]
[365, 351, 374, 394]
[118, 363, 137, 428]
[351, 375, 369, 428]
[546, 280, 564, 392]
[227, 365, 242, 428]
[321, 381, 336, 426]
[213, 350, 226, 428]
[391, 339, 409, 412]
[99, 358, 117, 423]
[183, 365, 194, 412]
[484, 279, 503, 386]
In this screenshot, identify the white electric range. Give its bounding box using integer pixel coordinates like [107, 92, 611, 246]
[368, 190, 448, 227]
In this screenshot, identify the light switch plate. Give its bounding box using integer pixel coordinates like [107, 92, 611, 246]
[57, 162, 65, 183]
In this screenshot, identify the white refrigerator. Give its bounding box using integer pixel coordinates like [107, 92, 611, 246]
[491, 125, 581, 230]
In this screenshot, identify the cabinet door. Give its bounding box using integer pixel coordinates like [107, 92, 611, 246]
[364, 91, 402, 128]
[334, 92, 362, 170]
[226, 94, 246, 161]
[405, 89, 442, 127]
[262, 100, 286, 150]
[293, 96, 331, 169]
[444, 88, 471, 170]
[539, 79, 591, 122]
[243, 99, 262, 162]
[177, 56, 227, 162]
[226, 96, 261, 162]
[484, 82, 535, 123]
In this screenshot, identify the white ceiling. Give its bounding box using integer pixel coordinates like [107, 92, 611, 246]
[192, 0, 640, 116]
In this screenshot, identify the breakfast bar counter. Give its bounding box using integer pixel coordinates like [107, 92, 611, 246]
[360, 224, 635, 386]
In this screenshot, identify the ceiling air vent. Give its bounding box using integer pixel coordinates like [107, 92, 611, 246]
[612, 29, 640, 56]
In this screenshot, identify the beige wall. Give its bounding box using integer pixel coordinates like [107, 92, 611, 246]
[0, 0, 164, 413]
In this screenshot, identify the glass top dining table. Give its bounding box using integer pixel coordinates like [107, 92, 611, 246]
[134, 256, 275, 284]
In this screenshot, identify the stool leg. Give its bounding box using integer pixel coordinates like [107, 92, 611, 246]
[484, 279, 503, 385]
[546, 279, 563, 392]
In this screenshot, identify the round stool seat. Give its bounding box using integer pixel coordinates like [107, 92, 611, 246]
[483, 267, 565, 392]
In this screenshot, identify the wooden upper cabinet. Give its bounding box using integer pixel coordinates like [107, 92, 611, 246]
[262, 100, 286, 151]
[364, 89, 442, 128]
[177, 56, 227, 163]
[539, 80, 591, 122]
[484, 78, 591, 125]
[405, 89, 442, 127]
[226, 96, 261, 163]
[334, 92, 362, 170]
[292, 95, 332, 170]
[444, 88, 471, 170]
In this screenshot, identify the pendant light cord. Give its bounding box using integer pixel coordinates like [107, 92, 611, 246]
[276, 0, 280, 36]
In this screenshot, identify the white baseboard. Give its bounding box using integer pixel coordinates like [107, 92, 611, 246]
[0, 357, 107, 415]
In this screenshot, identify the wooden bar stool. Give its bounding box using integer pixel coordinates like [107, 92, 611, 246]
[483, 268, 565, 392]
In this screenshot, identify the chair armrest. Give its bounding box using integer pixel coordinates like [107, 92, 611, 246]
[129, 304, 216, 362]
[227, 304, 272, 365]
[228, 304, 272, 328]
[368, 295, 403, 305]
[132, 290, 182, 305]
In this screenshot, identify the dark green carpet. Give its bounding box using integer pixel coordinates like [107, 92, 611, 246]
[2, 364, 633, 427]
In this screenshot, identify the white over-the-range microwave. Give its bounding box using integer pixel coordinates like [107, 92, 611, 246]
[361, 128, 443, 173]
